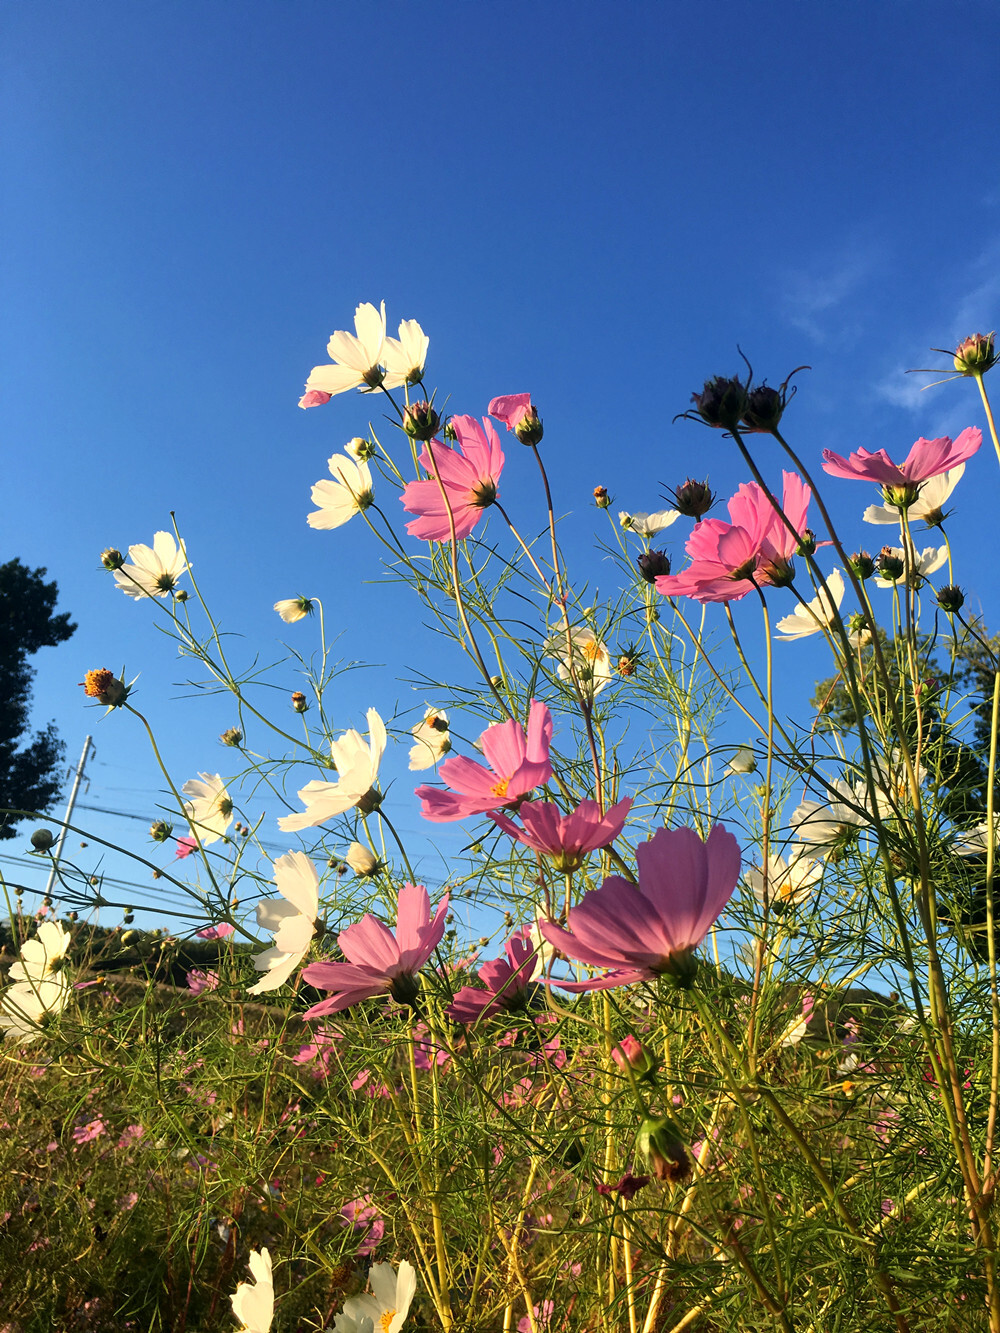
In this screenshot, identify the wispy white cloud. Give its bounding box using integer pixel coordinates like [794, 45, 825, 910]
[780, 246, 884, 345]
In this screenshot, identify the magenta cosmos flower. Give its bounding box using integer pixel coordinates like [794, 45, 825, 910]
[490, 797, 632, 871]
[416, 700, 553, 822]
[301, 883, 449, 1018]
[821, 427, 981, 491]
[446, 929, 539, 1024]
[539, 824, 741, 991]
[656, 472, 811, 604]
[401, 414, 505, 541]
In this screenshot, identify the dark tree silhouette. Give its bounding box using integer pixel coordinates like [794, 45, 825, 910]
[0, 560, 76, 839]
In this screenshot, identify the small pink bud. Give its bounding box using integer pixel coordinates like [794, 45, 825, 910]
[299, 389, 332, 409]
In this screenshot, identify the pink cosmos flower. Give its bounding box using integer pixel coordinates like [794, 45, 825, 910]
[400, 414, 505, 541]
[595, 1173, 650, 1200]
[186, 967, 219, 995]
[490, 797, 632, 871]
[174, 836, 198, 859]
[821, 427, 981, 489]
[298, 389, 332, 409]
[488, 393, 534, 431]
[416, 700, 553, 822]
[301, 883, 449, 1018]
[340, 1195, 385, 1257]
[539, 824, 742, 991]
[72, 1118, 107, 1145]
[195, 922, 235, 940]
[446, 930, 540, 1024]
[655, 473, 811, 604]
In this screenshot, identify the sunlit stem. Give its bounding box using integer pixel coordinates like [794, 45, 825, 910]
[975, 373, 1000, 471]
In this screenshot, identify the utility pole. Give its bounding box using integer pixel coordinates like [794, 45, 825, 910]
[44, 735, 96, 899]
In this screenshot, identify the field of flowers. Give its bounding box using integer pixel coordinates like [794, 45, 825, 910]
[3, 308, 1000, 1331]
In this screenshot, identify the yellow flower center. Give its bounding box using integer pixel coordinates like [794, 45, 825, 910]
[490, 777, 510, 799]
[83, 668, 115, 699]
[777, 878, 795, 901]
[380, 1311, 396, 1333]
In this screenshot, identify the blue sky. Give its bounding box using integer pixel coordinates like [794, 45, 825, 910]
[3, 1, 999, 931]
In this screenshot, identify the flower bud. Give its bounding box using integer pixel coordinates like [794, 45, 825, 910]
[671, 479, 714, 519]
[82, 668, 126, 707]
[220, 727, 243, 747]
[443, 420, 458, 442]
[877, 547, 905, 582]
[291, 691, 308, 713]
[513, 405, 543, 447]
[953, 332, 997, 377]
[636, 1115, 691, 1183]
[345, 436, 377, 461]
[174, 589, 188, 602]
[937, 584, 965, 614]
[742, 384, 785, 433]
[345, 841, 379, 876]
[150, 821, 173, 843]
[30, 828, 55, 852]
[690, 377, 748, 430]
[299, 389, 332, 409]
[636, 550, 671, 583]
[612, 1036, 655, 1077]
[101, 548, 125, 570]
[121, 930, 138, 946]
[593, 486, 611, 509]
[403, 401, 441, 442]
[849, 550, 875, 580]
[797, 529, 816, 556]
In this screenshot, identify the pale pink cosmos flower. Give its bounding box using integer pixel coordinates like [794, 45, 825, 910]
[656, 473, 811, 604]
[490, 796, 632, 871]
[539, 825, 742, 991]
[195, 922, 235, 940]
[301, 883, 449, 1018]
[446, 930, 540, 1025]
[821, 427, 982, 489]
[415, 700, 553, 822]
[174, 836, 198, 859]
[401, 414, 505, 541]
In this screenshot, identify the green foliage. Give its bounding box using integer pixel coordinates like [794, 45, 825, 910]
[0, 559, 76, 840]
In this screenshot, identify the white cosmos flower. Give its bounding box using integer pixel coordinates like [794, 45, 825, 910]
[305, 302, 388, 397]
[791, 778, 869, 857]
[247, 852, 319, 995]
[274, 596, 314, 624]
[550, 624, 613, 698]
[307, 453, 375, 530]
[727, 746, 758, 775]
[181, 773, 234, 846]
[10, 921, 70, 985]
[408, 708, 451, 771]
[874, 546, 948, 588]
[618, 509, 681, 538]
[338, 1261, 416, 1333]
[745, 853, 823, 908]
[382, 318, 429, 388]
[863, 465, 965, 526]
[953, 816, 1000, 857]
[278, 708, 387, 832]
[113, 532, 187, 599]
[0, 976, 72, 1043]
[775, 570, 845, 640]
[230, 1247, 274, 1333]
[871, 750, 928, 820]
